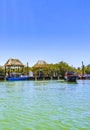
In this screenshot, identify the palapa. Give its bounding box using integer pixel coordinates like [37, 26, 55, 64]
[33, 60, 48, 68]
[4, 58, 24, 67]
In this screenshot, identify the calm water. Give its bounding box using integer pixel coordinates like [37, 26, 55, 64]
[0, 80, 90, 130]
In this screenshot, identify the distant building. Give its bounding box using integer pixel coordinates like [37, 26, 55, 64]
[4, 58, 25, 76]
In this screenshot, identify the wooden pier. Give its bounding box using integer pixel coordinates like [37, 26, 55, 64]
[27, 76, 60, 81]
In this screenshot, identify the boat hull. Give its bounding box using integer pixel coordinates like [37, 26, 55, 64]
[6, 76, 29, 81]
[65, 76, 77, 82]
[64, 71, 77, 82]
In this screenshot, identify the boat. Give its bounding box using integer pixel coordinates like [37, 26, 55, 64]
[6, 75, 29, 81]
[64, 71, 77, 82]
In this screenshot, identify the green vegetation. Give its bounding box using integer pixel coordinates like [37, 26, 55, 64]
[1, 61, 90, 77]
[30, 62, 90, 77]
[0, 66, 5, 76]
[32, 61, 77, 78]
[84, 65, 90, 74]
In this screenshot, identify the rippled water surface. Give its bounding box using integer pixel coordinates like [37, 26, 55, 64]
[0, 80, 90, 130]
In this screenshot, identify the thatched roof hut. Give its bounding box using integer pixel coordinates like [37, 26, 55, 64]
[33, 60, 48, 68]
[4, 58, 24, 67]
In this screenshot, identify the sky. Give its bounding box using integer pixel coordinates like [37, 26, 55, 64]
[0, 0, 90, 68]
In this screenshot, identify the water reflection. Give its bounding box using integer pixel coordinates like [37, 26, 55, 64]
[34, 80, 51, 86]
[5, 81, 26, 87]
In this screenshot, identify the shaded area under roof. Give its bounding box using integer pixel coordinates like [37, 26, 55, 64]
[4, 58, 24, 67]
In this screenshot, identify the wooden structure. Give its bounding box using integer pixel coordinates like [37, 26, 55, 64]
[33, 60, 48, 68]
[32, 60, 49, 78]
[4, 58, 24, 76]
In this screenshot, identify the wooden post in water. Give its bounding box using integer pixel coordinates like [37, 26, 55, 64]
[82, 61, 84, 77]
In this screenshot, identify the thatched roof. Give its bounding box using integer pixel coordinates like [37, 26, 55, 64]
[33, 60, 48, 68]
[4, 58, 24, 67]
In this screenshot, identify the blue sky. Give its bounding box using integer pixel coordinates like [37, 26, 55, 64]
[0, 0, 90, 67]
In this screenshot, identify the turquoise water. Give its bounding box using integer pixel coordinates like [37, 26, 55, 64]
[0, 80, 90, 130]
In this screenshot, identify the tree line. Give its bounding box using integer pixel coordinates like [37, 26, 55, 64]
[0, 61, 90, 78]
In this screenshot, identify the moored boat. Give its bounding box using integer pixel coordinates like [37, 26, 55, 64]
[64, 71, 77, 82]
[6, 75, 29, 81]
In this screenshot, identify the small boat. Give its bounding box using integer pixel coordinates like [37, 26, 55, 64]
[64, 71, 77, 82]
[6, 75, 29, 81]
